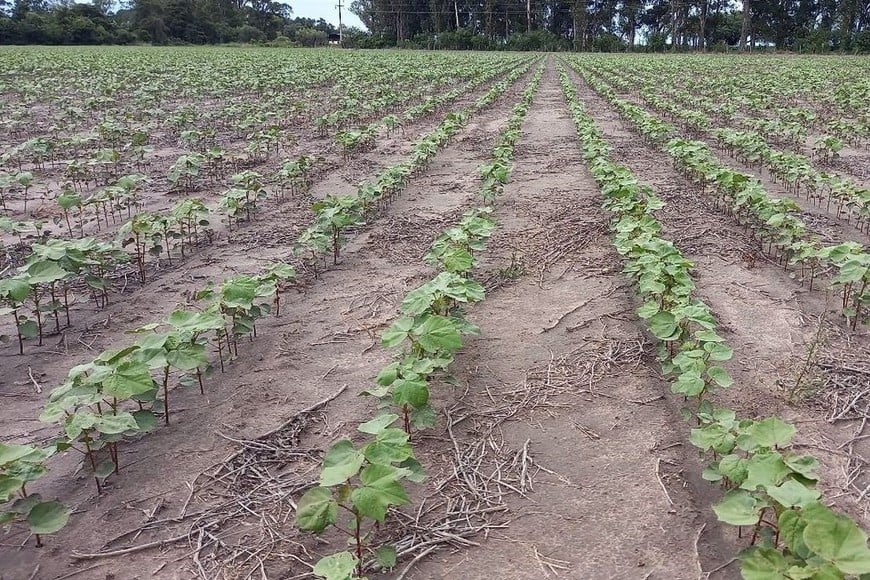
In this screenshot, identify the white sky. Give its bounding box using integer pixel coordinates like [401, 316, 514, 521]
[287, 0, 366, 30]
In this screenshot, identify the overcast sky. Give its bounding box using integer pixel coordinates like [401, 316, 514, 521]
[289, 0, 366, 30]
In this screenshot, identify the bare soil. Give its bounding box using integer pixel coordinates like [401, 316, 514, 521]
[2, 56, 869, 580]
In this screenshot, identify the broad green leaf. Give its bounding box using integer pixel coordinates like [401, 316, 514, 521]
[412, 315, 462, 353]
[803, 503, 870, 574]
[319, 440, 364, 487]
[382, 317, 414, 349]
[96, 412, 139, 435]
[296, 486, 337, 533]
[648, 311, 678, 340]
[25, 261, 68, 284]
[690, 425, 735, 454]
[704, 341, 734, 361]
[375, 545, 397, 569]
[312, 551, 356, 580]
[0, 443, 37, 465]
[0, 475, 24, 502]
[740, 452, 791, 491]
[166, 342, 208, 371]
[766, 479, 820, 508]
[392, 378, 429, 408]
[411, 403, 437, 430]
[132, 411, 157, 433]
[779, 509, 811, 559]
[673, 372, 706, 397]
[27, 501, 69, 534]
[102, 360, 154, 400]
[363, 428, 413, 466]
[400, 288, 434, 316]
[740, 546, 790, 580]
[350, 464, 410, 522]
[713, 490, 763, 526]
[358, 414, 399, 435]
[707, 366, 734, 388]
[784, 455, 819, 481]
[718, 454, 748, 484]
[749, 417, 797, 449]
[398, 457, 426, 483]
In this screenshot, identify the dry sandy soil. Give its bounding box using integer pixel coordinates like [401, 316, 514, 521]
[1, 55, 869, 580]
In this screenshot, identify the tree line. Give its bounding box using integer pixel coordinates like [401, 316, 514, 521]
[350, 0, 870, 52]
[0, 0, 340, 45]
[0, 0, 867, 51]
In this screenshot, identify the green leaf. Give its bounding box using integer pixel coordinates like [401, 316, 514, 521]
[27, 501, 69, 534]
[636, 301, 660, 319]
[25, 261, 68, 284]
[95, 459, 116, 479]
[740, 452, 790, 491]
[166, 342, 208, 371]
[398, 457, 426, 483]
[312, 551, 357, 580]
[364, 429, 413, 466]
[713, 490, 764, 526]
[779, 509, 811, 559]
[803, 503, 870, 574]
[102, 360, 154, 400]
[703, 341, 734, 361]
[648, 311, 678, 340]
[784, 455, 819, 481]
[412, 315, 462, 353]
[672, 372, 706, 397]
[749, 417, 797, 449]
[350, 464, 410, 522]
[718, 454, 748, 485]
[0, 443, 38, 465]
[319, 440, 364, 487]
[740, 546, 790, 580]
[358, 414, 399, 435]
[296, 486, 338, 533]
[382, 317, 414, 349]
[689, 424, 735, 454]
[392, 378, 429, 409]
[0, 475, 24, 502]
[375, 545, 397, 569]
[400, 288, 434, 316]
[766, 479, 821, 508]
[96, 412, 139, 435]
[132, 411, 157, 433]
[411, 403, 437, 430]
[707, 366, 734, 388]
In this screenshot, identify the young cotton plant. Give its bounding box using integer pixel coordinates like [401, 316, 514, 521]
[693, 407, 870, 579]
[296, 415, 424, 579]
[0, 443, 69, 547]
[425, 208, 496, 274]
[39, 345, 160, 493]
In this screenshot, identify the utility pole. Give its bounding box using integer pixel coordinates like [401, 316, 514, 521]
[454, 1, 460, 29]
[337, 0, 344, 46]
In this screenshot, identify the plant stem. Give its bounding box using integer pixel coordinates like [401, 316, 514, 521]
[162, 365, 171, 425]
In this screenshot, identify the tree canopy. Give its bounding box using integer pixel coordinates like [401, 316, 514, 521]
[0, 0, 867, 51]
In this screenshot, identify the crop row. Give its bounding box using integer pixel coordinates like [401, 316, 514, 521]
[567, 60, 870, 330]
[0, 60, 537, 357]
[583, 56, 869, 145]
[559, 61, 870, 580]
[294, 64, 545, 580]
[0, 57, 540, 553]
[0, 56, 529, 226]
[583, 63, 869, 233]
